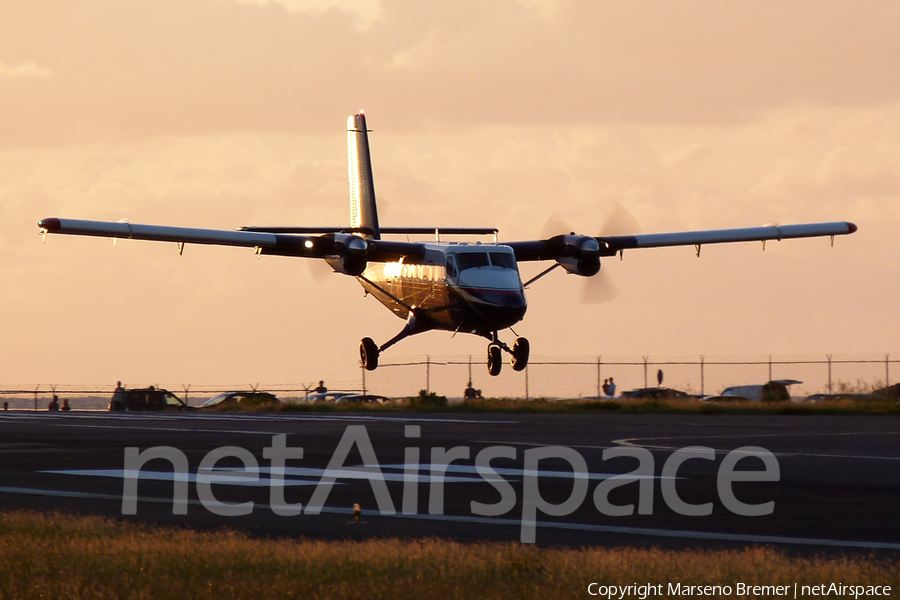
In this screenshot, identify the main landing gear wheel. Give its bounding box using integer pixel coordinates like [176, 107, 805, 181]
[510, 337, 530, 371]
[360, 337, 379, 371]
[487, 344, 503, 376]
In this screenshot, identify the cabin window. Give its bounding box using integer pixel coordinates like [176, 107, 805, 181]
[455, 252, 490, 272]
[489, 252, 516, 270]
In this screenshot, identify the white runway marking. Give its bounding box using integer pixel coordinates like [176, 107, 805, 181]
[41, 466, 487, 485]
[377, 463, 667, 480]
[40, 469, 324, 486]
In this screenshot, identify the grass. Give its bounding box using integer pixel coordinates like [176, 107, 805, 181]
[0, 510, 896, 599]
[206, 394, 900, 416]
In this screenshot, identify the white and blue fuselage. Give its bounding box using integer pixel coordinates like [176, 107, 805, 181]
[358, 243, 527, 337]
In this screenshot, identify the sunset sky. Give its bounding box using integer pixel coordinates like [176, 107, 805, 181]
[2, 1, 898, 397]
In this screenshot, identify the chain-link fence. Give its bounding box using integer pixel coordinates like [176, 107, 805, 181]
[1, 354, 894, 408]
[359, 353, 896, 399]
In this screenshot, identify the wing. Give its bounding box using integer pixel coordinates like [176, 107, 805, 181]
[37, 217, 425, 275]
[595, 221, 857, 256]
[507, 221, 857, 275]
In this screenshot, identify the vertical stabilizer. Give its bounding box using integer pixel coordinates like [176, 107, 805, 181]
[347, 113, 381, 240]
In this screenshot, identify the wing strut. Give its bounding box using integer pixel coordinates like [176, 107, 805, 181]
[523, 263, 561, 288]
[357, 273, 415, 312]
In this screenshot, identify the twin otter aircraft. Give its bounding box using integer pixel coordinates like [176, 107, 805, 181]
[38, 113, 857, 376]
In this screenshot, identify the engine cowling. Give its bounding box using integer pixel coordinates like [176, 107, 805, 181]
[554, 234, 601, 277]
[325, 233, 369, 276]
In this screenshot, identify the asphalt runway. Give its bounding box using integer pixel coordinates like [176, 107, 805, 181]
[1, 410, 898, 553]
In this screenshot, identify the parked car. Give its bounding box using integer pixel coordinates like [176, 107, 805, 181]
[710, 379, 801, 402]
[334, 394, 390, 405]
[199, 391, 279, 409]
[617, 387, 694, 400]
[109, 387, 188, 412]
[303, 392, 354, 403]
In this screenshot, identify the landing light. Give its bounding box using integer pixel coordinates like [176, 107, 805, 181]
[304, 240, 314, 249]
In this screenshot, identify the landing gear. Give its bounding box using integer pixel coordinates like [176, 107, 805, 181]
[360, 337, 379, 371]
[487, 344, 503, 376]
[510, 337, 530, 372]
[484, 333, 530, 376]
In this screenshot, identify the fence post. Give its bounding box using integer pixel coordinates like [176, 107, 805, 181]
[361, 364, 366, 396]
[700, 356, 705, 396]
[643, 356, 649, 388]
[426, 355, 431, 395]
[525, 365, 529, 401]
[886, 354, 890, 387]
[768, 355, 772, 382]
[827, 354, 832, 394]
[596, 356, 601, 398]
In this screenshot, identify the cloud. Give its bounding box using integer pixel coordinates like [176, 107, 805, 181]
[0, 60, 54, 79]
[2, 0, 899, 147]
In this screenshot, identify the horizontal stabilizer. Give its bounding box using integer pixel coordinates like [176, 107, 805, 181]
[240, 226, 498, 237]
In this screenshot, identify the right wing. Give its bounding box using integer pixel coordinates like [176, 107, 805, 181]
[37, 217, 425, 274]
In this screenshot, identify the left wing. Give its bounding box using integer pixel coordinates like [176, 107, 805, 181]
[507, 221, 856, 276]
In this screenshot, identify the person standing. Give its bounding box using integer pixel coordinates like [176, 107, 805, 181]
[607, 377, 616, 397]
[657, 369, 664, 387]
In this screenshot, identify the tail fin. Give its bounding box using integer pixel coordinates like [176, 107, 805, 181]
[347, 113, 381, 240]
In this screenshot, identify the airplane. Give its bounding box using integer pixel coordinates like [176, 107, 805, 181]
[38, 113, 857, 376]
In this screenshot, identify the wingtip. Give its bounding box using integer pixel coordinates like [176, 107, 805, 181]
[38, 217, 60, 232]
[845, 221, 858, 234]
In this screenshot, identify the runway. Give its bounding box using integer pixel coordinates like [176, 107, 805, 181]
[0, 410, 898, 552]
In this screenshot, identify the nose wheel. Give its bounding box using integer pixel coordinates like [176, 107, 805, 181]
[485, 334, 530, 376]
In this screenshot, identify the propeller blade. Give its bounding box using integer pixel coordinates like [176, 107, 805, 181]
[539, 204, 637, 303]
[306, 259, 333, 284]
[580, 270, 618, 304]
[601, 202, 641, 236]
[541, 213, 572, 239]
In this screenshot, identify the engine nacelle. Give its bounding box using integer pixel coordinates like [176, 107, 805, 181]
[555, 234, 601, 277]
[325, 233, 368, 276]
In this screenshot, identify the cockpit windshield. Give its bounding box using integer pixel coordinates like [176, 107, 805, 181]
[489, 252, 516, 270]
[451, 251, 517, 273]
[455, 253, 490, 272]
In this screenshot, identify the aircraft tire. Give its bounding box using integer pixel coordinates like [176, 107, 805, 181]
[487, 344, 502, 376]
[510, 337, 530, 371]
[360, 337, 379, 371]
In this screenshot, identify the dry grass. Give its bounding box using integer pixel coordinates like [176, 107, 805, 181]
[196, 396, 900, 417]
[0, 510, 896, 599]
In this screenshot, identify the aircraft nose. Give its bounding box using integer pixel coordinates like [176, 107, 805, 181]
[468, 287, 527, 329]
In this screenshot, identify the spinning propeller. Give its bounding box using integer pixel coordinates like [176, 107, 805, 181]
[540, 202, 641, 304]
